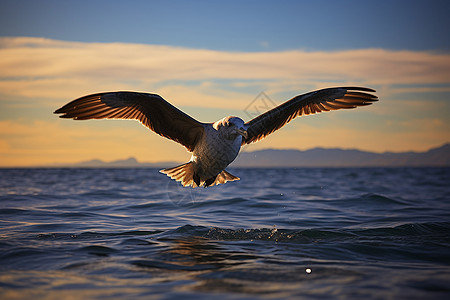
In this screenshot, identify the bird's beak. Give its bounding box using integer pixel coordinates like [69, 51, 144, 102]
[237, 128, 248, 139]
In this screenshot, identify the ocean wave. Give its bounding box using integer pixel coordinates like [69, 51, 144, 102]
[28, 221, 450, 244]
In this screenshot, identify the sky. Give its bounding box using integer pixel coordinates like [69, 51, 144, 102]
[0, 0, 449, 166]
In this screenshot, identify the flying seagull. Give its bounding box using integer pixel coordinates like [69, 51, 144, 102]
[54, 87, 378, 187]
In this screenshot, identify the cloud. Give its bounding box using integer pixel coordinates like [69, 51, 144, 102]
[1, 37, 449, 109]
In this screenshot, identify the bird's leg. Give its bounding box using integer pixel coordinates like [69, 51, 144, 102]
[193, 173, 201, 187]
[204, 176, 217, 187]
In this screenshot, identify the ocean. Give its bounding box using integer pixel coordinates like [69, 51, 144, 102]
[1, 167, 449, 299]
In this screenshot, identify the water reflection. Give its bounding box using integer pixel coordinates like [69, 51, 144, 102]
[132, 236, 327, 296]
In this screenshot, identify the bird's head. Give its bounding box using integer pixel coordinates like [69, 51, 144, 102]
[213, 116, 248, 140]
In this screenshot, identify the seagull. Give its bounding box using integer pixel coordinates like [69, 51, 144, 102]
[54, 87, 378, 188]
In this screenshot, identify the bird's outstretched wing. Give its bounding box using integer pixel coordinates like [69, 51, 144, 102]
[242, 87, 378, 145]
[54, 92, 204, 152]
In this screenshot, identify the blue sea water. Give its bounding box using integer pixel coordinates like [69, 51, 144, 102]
[0, 167, 449, 299]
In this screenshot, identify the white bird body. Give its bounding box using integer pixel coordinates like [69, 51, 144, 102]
[54, 87, 378, 188]
[161, 117, 247, 187]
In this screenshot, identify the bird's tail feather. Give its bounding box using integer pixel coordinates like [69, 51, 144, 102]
[160, 163, 240, 188]
[160, 162, 198, 187]
[213, 170, 240, 186]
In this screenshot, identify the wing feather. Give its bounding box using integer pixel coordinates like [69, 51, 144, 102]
[54, 92, 204, 152]
[242, 87, 378, 145]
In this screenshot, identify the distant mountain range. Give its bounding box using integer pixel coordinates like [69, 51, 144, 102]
[55, 143, 450, 168]
[233, 143, 450, 167]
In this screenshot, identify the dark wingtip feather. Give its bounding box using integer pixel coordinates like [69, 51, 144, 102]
[344, 86, 376, 93]
[54, 108, 69, 118]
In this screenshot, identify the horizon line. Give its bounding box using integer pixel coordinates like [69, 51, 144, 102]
[1, 143, 448, 168]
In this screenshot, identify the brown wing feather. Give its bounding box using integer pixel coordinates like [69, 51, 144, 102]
[54, 92, 204, 152]
[242, 87, 378, 145]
